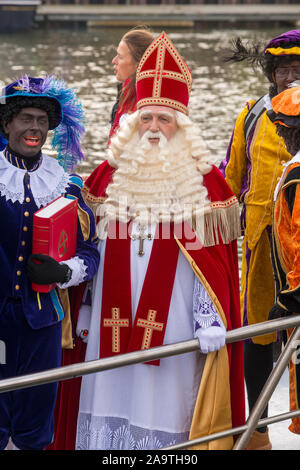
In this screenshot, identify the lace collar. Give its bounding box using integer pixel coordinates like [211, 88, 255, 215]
[0, 150, 70, 207]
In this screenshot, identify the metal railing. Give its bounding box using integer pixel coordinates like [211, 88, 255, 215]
[1, 314, 300, 450]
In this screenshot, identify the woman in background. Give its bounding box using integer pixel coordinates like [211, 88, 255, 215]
[82, 27, 155, 214]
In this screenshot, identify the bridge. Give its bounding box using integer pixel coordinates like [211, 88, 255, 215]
[35, 4, 300, 28]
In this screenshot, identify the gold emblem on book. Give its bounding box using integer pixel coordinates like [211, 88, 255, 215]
[58, 229, 68, 258]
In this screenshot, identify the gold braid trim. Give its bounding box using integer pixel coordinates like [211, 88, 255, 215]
[174, 237, 227, 328]
[58, 288, 74, 349]
[82, 185, 106, 204]
[200, 196, 241, 247]
[174, 237, 233, 449]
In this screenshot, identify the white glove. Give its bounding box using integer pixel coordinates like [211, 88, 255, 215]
[195, 326, 226, 354]
[76, 304, 92, 343]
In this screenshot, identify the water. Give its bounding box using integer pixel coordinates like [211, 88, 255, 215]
[0, 25, 285, 174]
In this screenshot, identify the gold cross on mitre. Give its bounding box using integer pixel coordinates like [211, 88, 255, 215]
[103, 307, 129, 353]
[135, 31, 192, 115]
[137, 309, 164, 350]
[130, 224, 152, 256]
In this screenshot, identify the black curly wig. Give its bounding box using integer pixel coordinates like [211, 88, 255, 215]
[0, 96, 58, 138]
[275, 125, 300, 156]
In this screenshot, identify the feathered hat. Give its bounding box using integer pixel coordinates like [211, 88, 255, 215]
[224, 30, 300, 84]
[0, 75, 85, 171]
[264, 30, 300, 57]
[136, 31, 192, 115]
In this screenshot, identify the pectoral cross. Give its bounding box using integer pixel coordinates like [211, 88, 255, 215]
[130, 224, 153, 256]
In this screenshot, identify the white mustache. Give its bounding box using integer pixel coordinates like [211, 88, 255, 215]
[143, 131, 162, 139]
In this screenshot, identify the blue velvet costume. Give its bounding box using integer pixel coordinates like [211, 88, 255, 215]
[0, 147, 100, 450]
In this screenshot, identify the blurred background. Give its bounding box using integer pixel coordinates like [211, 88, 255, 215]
[1, 1, 299, 174]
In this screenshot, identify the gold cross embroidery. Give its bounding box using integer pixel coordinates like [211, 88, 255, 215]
[103, 307, 129, 353]
[153, 43, 164, 98]
[137, 309, 164, 350]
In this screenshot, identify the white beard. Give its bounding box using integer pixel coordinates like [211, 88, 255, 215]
[97, 128, 212, 241]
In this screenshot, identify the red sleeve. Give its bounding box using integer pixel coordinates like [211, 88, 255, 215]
[83, 160, 115, 202]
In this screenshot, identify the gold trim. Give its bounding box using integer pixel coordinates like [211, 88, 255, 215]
[153, 41, 164, 99]
[272, 201, 285, 296]
[209, 195, 238, 210]
[202, 196, 241, 246]
[281, 178, 300, 191]
[265, 46, 300, 56]
[82, 185, 106, 204]
[174, 236, 227, 329]
[37, 292, 42, 310]
[137, 97, 188, 115]
[59, 288, 74, 349]
[137, 70, 187, 85]
[136, 31, 192, 113]
[174, 235, 234, 449]
[77, 205, 91, 241]
[103, 307, 129, 353]
[137, 309, 164, 350]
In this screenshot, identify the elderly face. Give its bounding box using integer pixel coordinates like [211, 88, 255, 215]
[138, 106, 178, 145]
[3, 107, 49, 157]
[112, 40, 137, 83]
[274, 59, 300, 94]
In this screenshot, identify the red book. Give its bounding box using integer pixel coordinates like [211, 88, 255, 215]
[32, 196, 78, 293]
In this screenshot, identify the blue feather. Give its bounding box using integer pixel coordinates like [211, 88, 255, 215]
[15, 74, 86, 172]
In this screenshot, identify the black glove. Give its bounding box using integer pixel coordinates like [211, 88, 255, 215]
[27, 254, 72, 285]
[268, 303, 291, 321]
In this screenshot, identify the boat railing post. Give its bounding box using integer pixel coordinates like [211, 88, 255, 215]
[233, 325, 300, 450]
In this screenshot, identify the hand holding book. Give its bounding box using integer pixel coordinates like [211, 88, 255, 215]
[27, 254, 72, 285]
[31, 195, 78, 292]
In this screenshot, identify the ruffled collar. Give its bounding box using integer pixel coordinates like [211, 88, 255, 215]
[0, 150, 70, 207]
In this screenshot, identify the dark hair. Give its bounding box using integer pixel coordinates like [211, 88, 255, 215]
[224, 37, 300, 84]
[119, 26, 155, 109]
[0, 96, 57, 137]
[276, 124, 300, 156]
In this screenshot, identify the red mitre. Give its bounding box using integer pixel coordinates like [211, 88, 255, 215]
[136, 31, 192, 115]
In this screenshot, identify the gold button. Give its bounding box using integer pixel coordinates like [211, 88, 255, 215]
[18, 256, 23, 262]
[23, 226, 28, 232]
[17, 270, 21, 276]
[21, 241, 26, 246]
[26, 197, 30, 203]
[15, 285, 20, 290]
[27, 184, 30, 189]
[24, 211, 29, 217]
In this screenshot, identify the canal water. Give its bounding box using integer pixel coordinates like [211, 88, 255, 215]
[0, 25, 285, 174]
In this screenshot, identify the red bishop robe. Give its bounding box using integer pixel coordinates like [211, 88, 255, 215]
[48, 160, 245, 450]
